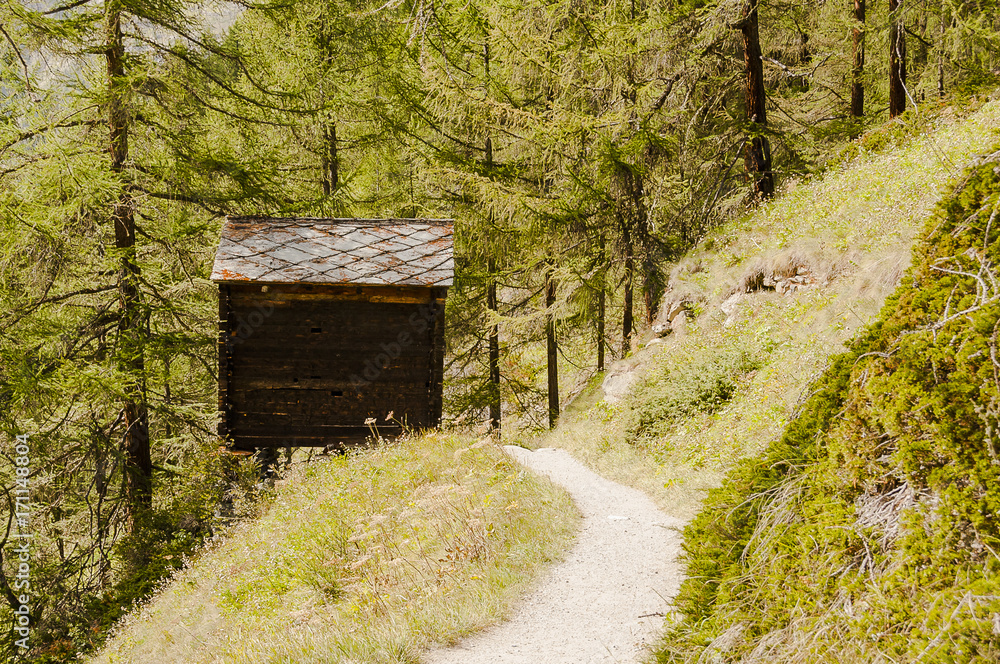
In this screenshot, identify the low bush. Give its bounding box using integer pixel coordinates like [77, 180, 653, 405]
[626, 345, 764, 446]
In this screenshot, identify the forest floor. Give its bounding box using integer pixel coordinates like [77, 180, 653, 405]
[422, 446, 685, 664]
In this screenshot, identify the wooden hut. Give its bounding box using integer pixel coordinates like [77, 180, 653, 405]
[211, 217, 453, 451]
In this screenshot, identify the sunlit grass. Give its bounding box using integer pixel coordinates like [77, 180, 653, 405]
[90, 432, 576, 664]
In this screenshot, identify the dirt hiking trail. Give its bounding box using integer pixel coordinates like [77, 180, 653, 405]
[423, 446, 687, 664]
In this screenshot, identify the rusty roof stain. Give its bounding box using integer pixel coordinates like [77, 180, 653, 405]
[211, 217, 454, 286]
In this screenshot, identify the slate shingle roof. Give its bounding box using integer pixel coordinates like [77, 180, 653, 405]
[211, 217, 454, 286]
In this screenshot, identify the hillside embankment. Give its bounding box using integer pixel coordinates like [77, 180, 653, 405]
[656, 144, 1000, 664]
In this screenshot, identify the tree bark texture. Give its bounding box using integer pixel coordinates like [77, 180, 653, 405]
[643, 254, 662, 326]
[322, 122, 339, 195]
[937, 4, 947, 97]
[106, 2, 152, 518]
[487, 257, 501, 431]
[739, 0, 774, 199]
[315, 20, 340, 198]
[621, 220, 634, 358]
[889, 0, 907, 117]
[484, 125, 501, 431]
[851, 0, 866, 117]
[628, 175, 660, 328]
[597, 232, 606, 372]
[545, 265, 559, 429]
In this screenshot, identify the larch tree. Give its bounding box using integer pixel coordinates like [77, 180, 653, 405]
[852, 0, 866, 116]
[735, 0, 775, 199]
[105, 0, 152, 520]
[398, 0, 531, 428]
[889, 0, 907, 117]
[0, 0, 310, 651]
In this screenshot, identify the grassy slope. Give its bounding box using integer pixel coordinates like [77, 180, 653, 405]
[542, 97, 1000, 522]
[90, 434, 575, 664]
[539, 97, 1000, 662]
[656, 145, 1000, 663]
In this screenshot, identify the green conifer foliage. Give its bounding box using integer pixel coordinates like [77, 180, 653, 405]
[0, 1, 268, 655]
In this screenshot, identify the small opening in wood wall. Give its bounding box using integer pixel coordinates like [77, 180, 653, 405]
[311, 327, 322, 333]
[310, 375, 321, 380]
[330, 390, 343, 397]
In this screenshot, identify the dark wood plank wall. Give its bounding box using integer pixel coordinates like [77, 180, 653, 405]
[219, 283, 446, 450]
[218, 285, 232, 441]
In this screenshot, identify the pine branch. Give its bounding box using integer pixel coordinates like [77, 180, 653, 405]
[133, 33, 322, 116]
[0, 119, 97, 155]
[43, 0, 97, 14]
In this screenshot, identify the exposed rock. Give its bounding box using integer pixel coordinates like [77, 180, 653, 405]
[720, 292, 743, 327]
[738, 251, 825, 296]
[671, 311, 688, 337]
[663, 300, 687, 323]
[602, 367, 639, 404]
[652, 293, 698, 337]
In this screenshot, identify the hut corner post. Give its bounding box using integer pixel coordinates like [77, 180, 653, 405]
[430, 288, 447, 428]
[218, 284, 232, 444]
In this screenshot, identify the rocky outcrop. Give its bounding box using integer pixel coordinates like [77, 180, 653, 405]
[737, 251, 830, 296]
[602, 364, 640, 403]
[652, 294, 699, 338]
[760, 265, 819, 294]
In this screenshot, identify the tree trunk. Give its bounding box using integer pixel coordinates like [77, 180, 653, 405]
[106, 1, 152, 520]
[487, 255, 500, 431]
[739, 0, 774, 199]
[889, 0, 907, 117]
[163, 356, 172, 440]
[914, 8, 928, 73]
[937, 4, 947, 97]
[621, 218, 634, 357]
[597, 232, 606, 372]
[315, 20, 339, 200]
[483, 41, 501, 432]
[626, 171, 660, 327]
[851, 0, 866, 117]
[321, 122, 339, 196]
[643, 255, 661, 326]
[545, 264, 559, 429]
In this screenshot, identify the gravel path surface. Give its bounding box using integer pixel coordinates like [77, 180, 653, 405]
[422, 446, 686, 664]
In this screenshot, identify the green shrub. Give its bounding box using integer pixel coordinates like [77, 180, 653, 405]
[626, 346, 763, 445]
